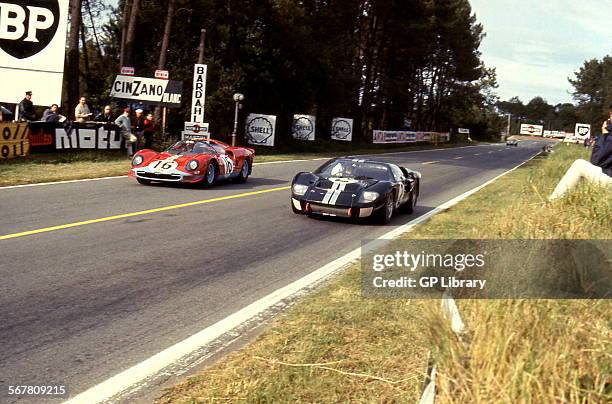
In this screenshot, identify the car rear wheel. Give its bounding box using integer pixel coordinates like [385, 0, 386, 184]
[236, 159, 250, 183]
[136, 178, 151, 185]
[202, 162, 216, 187]
[401, 191, 416, 214]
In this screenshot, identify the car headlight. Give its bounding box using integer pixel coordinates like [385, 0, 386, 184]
[186, 159, 199, 171]
[292, 183, 309, 196]
[131, 155, 144, 166]
[360, 191, 379, 203]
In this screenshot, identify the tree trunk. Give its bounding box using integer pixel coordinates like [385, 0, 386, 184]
[66, 0, 82, 109]
[119, 0, 132, 68]
[85, 0, 103, 58]
[124, 0, 140, 68]
[158, 0, 175, 69]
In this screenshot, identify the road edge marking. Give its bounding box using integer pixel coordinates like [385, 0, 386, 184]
[63, 150, 540, 404]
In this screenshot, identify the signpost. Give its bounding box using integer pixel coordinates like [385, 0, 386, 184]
[109, 75, 183, 107]
[120, 66, 135, 76]
[191, 64, 207, 123]
[154, 70, 169, 80]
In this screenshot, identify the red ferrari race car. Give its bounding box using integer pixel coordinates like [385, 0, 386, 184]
[128, 138, 254, 186]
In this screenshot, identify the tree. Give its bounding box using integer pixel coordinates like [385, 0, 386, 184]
[570, 56, 612, 133]
[65, 0, 82, 110]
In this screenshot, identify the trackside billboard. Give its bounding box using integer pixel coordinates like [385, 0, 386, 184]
[519, 124, 544, 136]
[0, 0, 70, 105]
[110, 75, 183, 107]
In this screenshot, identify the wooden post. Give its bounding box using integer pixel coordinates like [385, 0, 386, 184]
[198, 29, 206, 64]
[162, 107, 167, 138]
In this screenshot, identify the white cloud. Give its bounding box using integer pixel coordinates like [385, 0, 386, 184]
[470, 0, 611, 104]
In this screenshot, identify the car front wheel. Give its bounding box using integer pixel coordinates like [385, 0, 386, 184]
[202, 162, 216, 187]
[377, 193, 395, 224]
[236, 159, 250, 183]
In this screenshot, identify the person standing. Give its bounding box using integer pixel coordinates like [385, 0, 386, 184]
[95, 105, 114, 123]
[142, 112, 157, 149]
[115, 108, 135, 157]
[74, 96, 92, 122]
[18, 91, 37, 121]
[133, 108, 145, 150]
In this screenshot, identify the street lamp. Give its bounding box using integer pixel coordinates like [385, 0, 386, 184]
[232, 93, 245, 146]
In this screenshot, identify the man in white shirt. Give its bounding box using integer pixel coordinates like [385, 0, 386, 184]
[74, 96, 92, 122]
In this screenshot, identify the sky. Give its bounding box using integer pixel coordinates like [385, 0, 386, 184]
[469, 0, 611, 105]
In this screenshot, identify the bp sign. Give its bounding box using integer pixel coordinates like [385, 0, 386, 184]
[0, 0, 69, 105]
[574, 123, 591, 139]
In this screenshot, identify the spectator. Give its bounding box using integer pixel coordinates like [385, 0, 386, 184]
[142, 112, 157, 149]
[74, 96, 92, 122]
[42, 104, 66, 122]
[549, 107, 612, 200]
[18, 91, 37, 121]
[95, 105, 114, 123]
[115, 108, 136, 157]
[133, 108, 145, 150]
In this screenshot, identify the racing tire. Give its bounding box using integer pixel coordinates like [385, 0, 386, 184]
[376, 192, 395, 224]
[401, 191, 416, 214]
[136, 178, 151, 185]
[201, 162, 216, 188]
[236, 159, 250, 183]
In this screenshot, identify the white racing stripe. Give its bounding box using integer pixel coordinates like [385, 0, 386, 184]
[63, 150, 541, 404]
[329, 182, 347, 205]
[321, 182, 340, 204]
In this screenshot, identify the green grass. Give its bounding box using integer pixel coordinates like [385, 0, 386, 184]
[156, 143, 611, 403]
[0, 141, 475, 186]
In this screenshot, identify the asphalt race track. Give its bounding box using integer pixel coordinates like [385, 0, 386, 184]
[0, 141, 549, 402]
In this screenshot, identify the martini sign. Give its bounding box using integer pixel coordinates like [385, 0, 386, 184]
[520, 124, 544, 136]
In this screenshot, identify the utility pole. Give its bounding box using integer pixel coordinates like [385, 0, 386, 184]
[197, 29, 206, 64]
[506, 114, 511, 137]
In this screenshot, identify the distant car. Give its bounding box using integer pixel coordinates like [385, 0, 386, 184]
[129, 138, 254, 186]
[506, 139, 519, 146]
[562, 136, 580, 144]
[291, 157, 420, 223]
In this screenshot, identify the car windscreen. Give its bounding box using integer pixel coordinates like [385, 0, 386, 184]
[166, 141, 215, 155]
[315, 159, 392, 181]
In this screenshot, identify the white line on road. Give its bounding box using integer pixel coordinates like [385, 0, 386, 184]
[63, 150, 541, 404]
[422, 161, 439, 165]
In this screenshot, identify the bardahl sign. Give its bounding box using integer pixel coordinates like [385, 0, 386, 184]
[246, 113, 276, 147]
[0, 0, 69, 105]
[110, 75, 183, 107]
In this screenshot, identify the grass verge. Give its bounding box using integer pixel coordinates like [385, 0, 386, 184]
[156, 144, 610, 403]
[0, 142, 474, 186]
